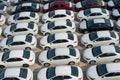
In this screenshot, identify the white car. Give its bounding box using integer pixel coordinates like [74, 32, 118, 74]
[87, 63, 120, 80]
[107, 0, 119, 9]
[7, 12, 39, 25]
[111, 9, 120, 20]
[79, 18, 114, 33]
[40, 33, 78, 50]
[0, 50, 35, 68]
[81, 31, 119, 48]
[38, 48, 80, 66]
[0, 35, 37, 52]
[40, 20, 76, 35]
[37, 66, 83, 80]
[4, 22, 38, 37]
[77, 8, 109, 21]
[42, 10, 74, 23]
[83, 45, 120, 64]
[0, 14, 6, 25]
[0, 68, 33, 80]
[0, 4, 7, 14]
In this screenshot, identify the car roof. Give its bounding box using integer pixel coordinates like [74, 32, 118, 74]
[11, 35, 27, 42]
[54, 10, 71, 15]
[89, 8, 103, 13]
[107, 63, 120, 73]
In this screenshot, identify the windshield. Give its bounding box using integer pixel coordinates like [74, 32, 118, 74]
[47, 34, 55, 43]
[97, 64, 108, 76]
[89, 32, 98, 41]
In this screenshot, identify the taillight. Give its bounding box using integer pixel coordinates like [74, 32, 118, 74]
[78, 78, 82, 80]
[33, 29, 37, 32]
[76, 57, 79, 59]
[29, 59, 33, 62]
[71, 16, 73, 18]
[31, 42, 35, 46]
[35, 18, 38, 20]
[74, 41, 77, 43]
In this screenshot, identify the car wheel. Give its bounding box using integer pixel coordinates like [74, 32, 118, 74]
[110, 43, 115, 45]
[114, 59, 120, 63]
[67, 45, 73, 48]
[23, 64, 29, 67]
[44, 47, 50, 50]
[81, 19, 86, 22]
[69, 61, 75, 65]
[25, 47, 31, 51]
[89, 60, 96, 64]
[44, 63, 50, 67]
[86, 44, 93, 48]
[0, 65, 5, 69]
[66, 31, 71, 34]
[45, 33, 50, 36]
[3, 48, 9, 52]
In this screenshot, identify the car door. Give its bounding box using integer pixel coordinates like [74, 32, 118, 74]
[4, 58, 23, 67]
[51, 26, 67, 33]
[88, 13, 102, 20]
[102, 72, 120, 80]
[13, 28, 28, 35]
[9, 41, 26, 50]
[96, 53, 117, 63]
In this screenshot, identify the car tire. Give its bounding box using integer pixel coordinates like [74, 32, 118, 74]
[89, 60, 96, 64]
[114, 59, 120, 63]
[44, 63, 50, 67]
[45, 33, 50, 36]
[110, 43, 115, 45]
[69, 61, 75, 65]
[44, 46, 50, 50]
[86, 44, 93, 48]
[23, 64, 29, 67]
[66, 31, 71, 34]
[0, 65, 5, 69]
[3, 48, 9, 52]
[28, 33, 33, 36]
[67, 45, 73, 48]
[25, 47, 31, 51]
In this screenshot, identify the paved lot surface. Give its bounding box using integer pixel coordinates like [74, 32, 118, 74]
[0, 2, 118, 80]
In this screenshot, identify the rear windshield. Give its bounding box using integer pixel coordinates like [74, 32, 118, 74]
[66, 10, 71, 15]
[19, 68, 27, 79]
[6, 36, 14, 45]
[71, 66, 79, 77]
[10, 24, 17, 31]
[110, 32, 116, 38]
[0, 69, 5, 79]
[47, 49, 55, 59]
[2, 52, 10, 61]
[115, 46, 120, 53]
[66, 20, 72, 27]
[28, 22, 34, 29]
[23, 50, 30, 59]
[13, 13, 19, 20]
[47, 67, 56, 79]
[0, 4, 5, 10]
[49, 11, 55, 17]
[69, 48, 76, 57]
[68, 34, 74, 40]
[30, 12, 35, 17]
[92, 46, 102, 57]
[25, 35, 32, 43]
[84, 9, 91, 15]
[89, 32, 98, 41]
[97, 64, 108, 76]
[47, 34, 55, 43]
[47, 22, 55, 29]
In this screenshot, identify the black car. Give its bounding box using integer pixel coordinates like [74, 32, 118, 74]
[79, 18, 114, 33]
[11, 2, 40, 14]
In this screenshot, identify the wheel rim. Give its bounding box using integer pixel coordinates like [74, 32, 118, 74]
[69, 61, 75, 65]
[87, 45, 92, 48]
[89, 61, 96, 64]
[23, 64, 29, 67]
[4, 48, 9, 52]
[45, 33, 50, 36]
[45, 47, 50, 50]
[26, 47, 31, 51]
[68, 45, 73, 48]
[114, 59, 120, 62]
[44, 63, 50, 67]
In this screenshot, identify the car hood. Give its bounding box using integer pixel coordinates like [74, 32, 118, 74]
[39, 50, 48, 62]
[3, 26, 10, 34]
[41, 23, 49, 32]
[37, 68, 47, 80]
[112, 9, 119, 17]
[0, 38, 7, 47]
[87, 66, 99, 79]
[83, 48, 94, 59]
[11, 6, 17, 12]
[77, 11, 85, 18]
[43, 3, 49, 10]
[40, 36, 48, 45]
[75, 2, 82, 8]
[81, 34, 91, 44]
[116, 20, 120, 28]
[7, 15, 13, 22]
[13, 0, 18, 4]
[79, 21, 87, 30]
[108, 0, 114, 7]
[42, 13, 49, 20]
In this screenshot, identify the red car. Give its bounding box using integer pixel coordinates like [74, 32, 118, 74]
[43, 1, 73, 13]
[75, 0, 105, 11]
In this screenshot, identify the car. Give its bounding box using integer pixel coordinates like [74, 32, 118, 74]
[107, 0, 120, 10]
[40, 33, 78, 50]
[111, 8, 120, 20]
[0, 68, 33, 80]
[0, 35, 37, 52]
[75, 0, 105, 11]
[38, 48, 80, 67]
[77, 8, 109, 21]
[42, 10, 74, 23]
[40, 20, 76, 36]
[87, 63, 120, 80]
[11, 0, 40, 5]
[81, 31, 119, 48]
[83, 45, 120, 64]
[4, 22, 38, 37]
[0, 50, 35, 68]
[43, 1, 73, 13]
[7, 12, 39, 25]
[79, 18, 114, 33]
[0, 4, 7, 14]
[0, 13, 6, 25]
[72, 0, 84, 3]
[115, 19, 120, 30]
[11, 2, 40, 14]
[37, 66, 83, 80]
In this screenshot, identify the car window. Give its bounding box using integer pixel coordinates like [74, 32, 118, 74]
[14, 28, 28, 32]
[66, 10, 71, 15]
[10, 42, 25, 45]
[66, 20, 72, 27]
[2, 77, 20, 80]
[54, 5, 58, 8]
[105, 72, 118, 77]
[89, 13, 97, 16]
[99, 53, 116, 57]
[61, 39, 68, 43]
[52, 26, 66, 30]
[49, 11, 55, 17]
[52, 40, 61, 44]
[17, 17, 25, 20]
[96, 13, 102, 15]
[96, 38, 105, 41]
[64, 76, 71, 79]
[6, 58, 23, 62]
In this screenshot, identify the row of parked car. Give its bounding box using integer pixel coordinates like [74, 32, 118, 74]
[0, 0, 120, 80]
